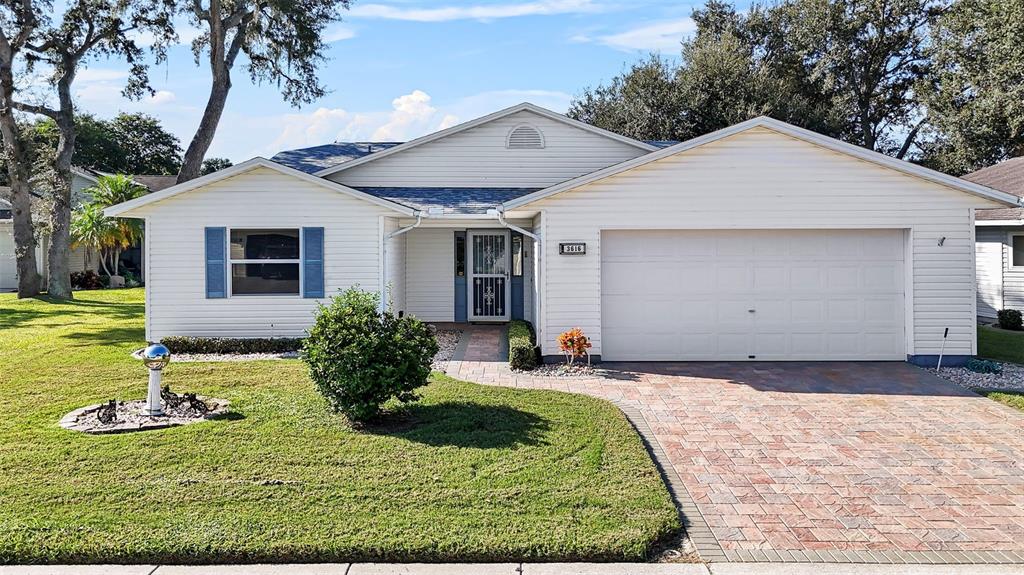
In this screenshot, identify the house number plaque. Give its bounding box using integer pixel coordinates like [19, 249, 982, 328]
[559, 242, 586, 255]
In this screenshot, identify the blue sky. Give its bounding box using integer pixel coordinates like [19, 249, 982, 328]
[68, 0, 744, 162]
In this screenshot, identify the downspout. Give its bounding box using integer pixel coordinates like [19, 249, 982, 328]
[381, 212, 423, 312]
[492, 206, 543, 347]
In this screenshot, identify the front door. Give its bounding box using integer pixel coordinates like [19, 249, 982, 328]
[467, 230, 510, 321]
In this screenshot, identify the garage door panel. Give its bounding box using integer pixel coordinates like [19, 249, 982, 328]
[601, 229, 905, 361]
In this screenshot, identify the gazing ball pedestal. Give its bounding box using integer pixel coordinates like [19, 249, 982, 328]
[141, 343, 171, 416]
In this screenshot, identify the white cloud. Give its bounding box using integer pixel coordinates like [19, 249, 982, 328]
[146, 90, 177, 105]
[372, 90, 447, 140]
[350, 0, 603, 22]
[580, 18, 695, 52]
[77, 68, 130, 83]
[324, 25, 357, 43]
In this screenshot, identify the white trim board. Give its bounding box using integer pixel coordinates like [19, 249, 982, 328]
[502, 116, 1023, 210]
[313, 102, 658, 178]
[104, 158, 416, 218]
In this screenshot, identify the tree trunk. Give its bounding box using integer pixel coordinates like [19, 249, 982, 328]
[0, 46, 41, 297]
[177, 21, 232, 184]
[46, 68, 77, 300]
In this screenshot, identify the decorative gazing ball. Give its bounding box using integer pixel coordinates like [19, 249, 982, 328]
[142, 343, 171, 370]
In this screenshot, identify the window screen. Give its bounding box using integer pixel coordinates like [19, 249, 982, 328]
[229, 229, 300, 295]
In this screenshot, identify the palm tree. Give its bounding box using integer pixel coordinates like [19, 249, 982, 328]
[81, 175, 147, 277]
[70, 203, 118, 276]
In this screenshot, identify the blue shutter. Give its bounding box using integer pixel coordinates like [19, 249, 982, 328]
[205, 227, 227, 298]
[303, 227, 325, 298]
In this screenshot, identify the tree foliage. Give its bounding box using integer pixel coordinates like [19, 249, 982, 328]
[569, 0, 971, 164]
[919, 0, 1024, 174]
[176, 0, 349, 182]
[201, 157, 232, 175]
[29, 112, 183, 175]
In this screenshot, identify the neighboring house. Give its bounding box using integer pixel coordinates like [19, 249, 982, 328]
[106, 103, 1019, 365]
[0, 169, 176, 291]
[965, 157, 1024, 320]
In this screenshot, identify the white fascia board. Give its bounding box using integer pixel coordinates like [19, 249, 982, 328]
[313, 102, 657, 178]
[976, 219, 1024, 226]
[504, 116, 1023, 210]
[104, 157, 416, 218]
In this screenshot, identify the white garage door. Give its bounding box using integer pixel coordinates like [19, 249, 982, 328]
[0, 224, 17, 291]
[601, 229, 906, 361]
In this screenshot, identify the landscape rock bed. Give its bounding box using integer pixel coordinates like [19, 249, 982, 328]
[517, 362, 615, 378]
[937, 363, 1024, 393]
[60, 397, 229, 434]
[132, 348, 299, 362]
[432, 329, 461, 371]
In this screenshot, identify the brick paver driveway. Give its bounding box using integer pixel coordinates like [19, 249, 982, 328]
[449, 330, 1024, 561]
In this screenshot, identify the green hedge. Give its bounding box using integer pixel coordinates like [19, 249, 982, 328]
[508, 320, 538, 371]
[160, 335, 303, 355]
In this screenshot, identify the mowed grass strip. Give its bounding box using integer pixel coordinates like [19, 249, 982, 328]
[973, 388, 1024, 412]
[0, 289, 679, 564]
[977, 324, 1024, 364]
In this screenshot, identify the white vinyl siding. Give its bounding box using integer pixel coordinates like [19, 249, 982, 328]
[130, 167, 395, 340]
[328, 110, 648, 188]
[405, 228, 455, 322]
[0, 223, 15, 290]
[976, 227, 1005, 319]
[67, 245, 97, 273]
[528, 127, 1003, 358]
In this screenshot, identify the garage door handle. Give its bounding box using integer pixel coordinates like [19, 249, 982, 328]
[748, 309, 756, 313]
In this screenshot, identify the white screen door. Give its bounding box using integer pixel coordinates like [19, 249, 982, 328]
[468, 230, 510, 321]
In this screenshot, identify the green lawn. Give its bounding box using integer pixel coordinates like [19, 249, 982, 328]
[973, 389, 1024, 412]
[0, 289, 678, 564]
[977, 324, 1024, 364]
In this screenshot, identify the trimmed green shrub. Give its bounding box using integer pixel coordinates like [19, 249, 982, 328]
[161, 335, 303, 354]
[70, 270, 104, 290]
[303, 287, 439, 423]
[508, 319, 538, 371]
[966, 358, 1003, 374]
[997, 309, 1023, 331]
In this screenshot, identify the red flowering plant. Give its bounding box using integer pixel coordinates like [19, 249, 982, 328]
[557, 327, 592, 365]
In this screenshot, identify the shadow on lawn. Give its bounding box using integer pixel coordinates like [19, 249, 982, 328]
[63, 326, 145, 347]
[369, 401, 551, 448]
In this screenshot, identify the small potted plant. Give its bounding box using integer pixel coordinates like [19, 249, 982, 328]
[558, 327, 592, 366]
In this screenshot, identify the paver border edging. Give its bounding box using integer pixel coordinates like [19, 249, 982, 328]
[612, 401, 725, 563]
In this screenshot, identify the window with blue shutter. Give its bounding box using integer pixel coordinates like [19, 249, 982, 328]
[205, 227, 227, 298]
[302, 227, 324, 298]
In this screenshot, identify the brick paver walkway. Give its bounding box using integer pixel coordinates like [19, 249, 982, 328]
[449, 327, 1024, 560]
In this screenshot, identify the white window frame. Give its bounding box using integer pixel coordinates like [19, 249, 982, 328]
[1010, 232, 1024, 270]
[227, 227, 303, 297]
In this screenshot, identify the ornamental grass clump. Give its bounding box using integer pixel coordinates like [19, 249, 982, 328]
[303, 288, 438, 423]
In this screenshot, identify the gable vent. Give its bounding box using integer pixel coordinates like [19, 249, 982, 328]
[507, 125, 544, 149]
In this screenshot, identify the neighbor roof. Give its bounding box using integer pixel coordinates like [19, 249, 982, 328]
[271, 142, 403, 174]
[355, 187, 538, 215]
[503, 116, 1022, 211]
[105, 158, 415, 218]
[314, 102, 659, 178]
[964, 157, 1024, 221]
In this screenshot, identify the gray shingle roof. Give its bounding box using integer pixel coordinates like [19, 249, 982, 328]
[354, 187, 540, 215]
[271, 142, 403, 174]
[644, 140, 680, 149]
[964, 156, 1024, 221]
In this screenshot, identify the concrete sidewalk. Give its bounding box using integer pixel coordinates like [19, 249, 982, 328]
[2, 564, 1023, 575]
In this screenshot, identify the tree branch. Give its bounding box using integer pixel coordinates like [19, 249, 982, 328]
[896, 118, 926, 160]
[10, 100, 58, 119]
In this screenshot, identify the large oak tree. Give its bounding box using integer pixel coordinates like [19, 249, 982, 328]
[176, 0, 349, 183]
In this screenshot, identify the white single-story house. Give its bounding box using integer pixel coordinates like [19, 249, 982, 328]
[965, 157, 1024, 321]
[0, 169, 175, 291]
[105, 103, 1021, 365]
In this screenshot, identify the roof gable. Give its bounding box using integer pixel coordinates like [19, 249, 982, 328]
[314, 102, 657, 178]
[104, 158, 415, 217]
[504, 117, 1022, 210]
